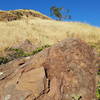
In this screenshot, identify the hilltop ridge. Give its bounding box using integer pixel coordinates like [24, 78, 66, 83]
[0, 9, 51, 21]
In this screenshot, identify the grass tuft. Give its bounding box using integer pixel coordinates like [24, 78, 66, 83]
[96, 81, 100, 100]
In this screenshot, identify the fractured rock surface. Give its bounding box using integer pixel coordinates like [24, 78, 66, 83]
[0, 38, 97, 100]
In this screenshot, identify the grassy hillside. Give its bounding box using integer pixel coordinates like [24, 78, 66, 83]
[0, 19, 100, 50]
[0, 9, 100, 54]
[0, 9, 100, 99]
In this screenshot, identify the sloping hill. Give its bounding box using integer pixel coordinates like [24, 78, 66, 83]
[0, 9, 100, 53]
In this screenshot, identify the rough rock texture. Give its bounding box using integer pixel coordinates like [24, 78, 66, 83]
[0, 38, 97, 100]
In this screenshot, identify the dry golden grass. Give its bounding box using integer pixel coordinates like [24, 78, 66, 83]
[0, 18, 100, 52]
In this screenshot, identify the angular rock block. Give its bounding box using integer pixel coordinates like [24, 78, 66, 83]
[0, 67, 46, 100]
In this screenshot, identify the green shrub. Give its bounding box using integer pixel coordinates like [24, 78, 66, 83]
[32, 45, 50, 55]
[96, 87, 100, 100]
[8, 48, 26, 58]
[0, 57, 9, 64]
[96, 82, 100, 100]
[0, 44, 50, 65]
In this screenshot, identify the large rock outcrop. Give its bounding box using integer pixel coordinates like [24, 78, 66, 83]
[0, 38, 97, 100]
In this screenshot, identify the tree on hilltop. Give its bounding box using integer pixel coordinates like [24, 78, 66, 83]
[50, 6, 71, 21]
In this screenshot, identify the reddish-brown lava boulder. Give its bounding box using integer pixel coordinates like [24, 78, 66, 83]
[0, 38, 97, 100]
